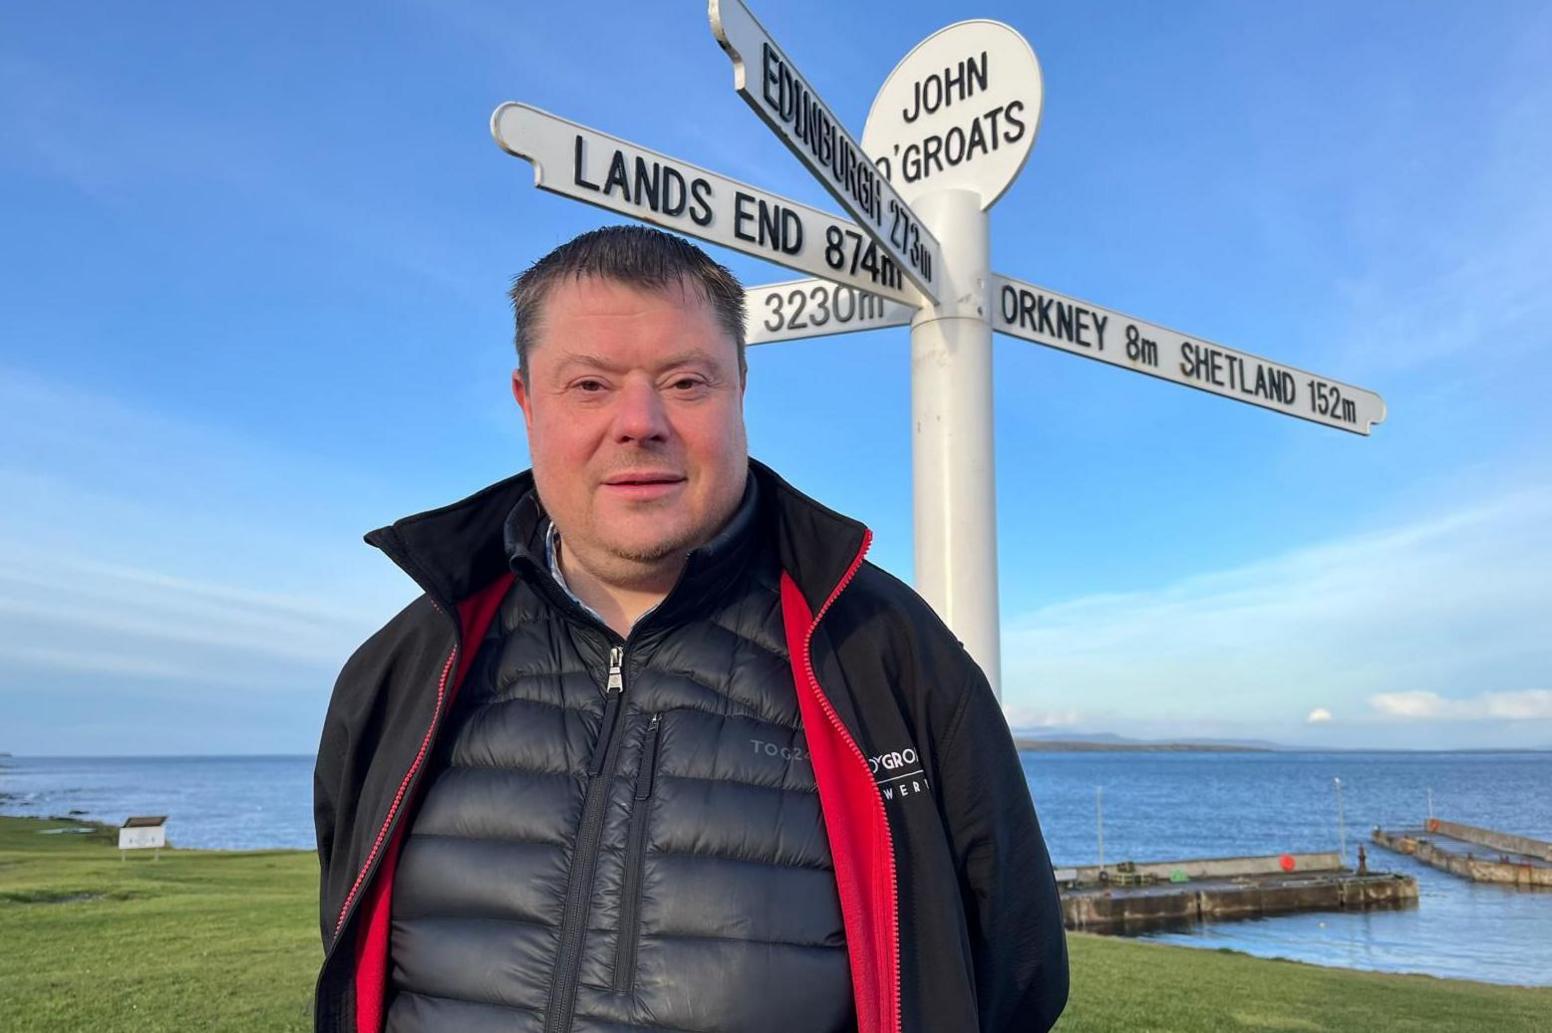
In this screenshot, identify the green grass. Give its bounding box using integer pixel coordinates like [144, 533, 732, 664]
[0, 816, 319, 1032]
[1055, 934, 1551, 1033]
[2, 815, 1548, 1032]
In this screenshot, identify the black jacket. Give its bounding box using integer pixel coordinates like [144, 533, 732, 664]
[385, 469, 857, 1032]
[314, 457, 1068, 1033]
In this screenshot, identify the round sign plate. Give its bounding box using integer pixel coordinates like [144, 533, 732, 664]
[862, 20, 1042, 211]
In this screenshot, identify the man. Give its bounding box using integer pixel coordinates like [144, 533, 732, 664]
[314, 225, 1068, 1033]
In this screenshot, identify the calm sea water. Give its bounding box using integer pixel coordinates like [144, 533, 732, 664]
[1025, 751, 1552, 987]
[0, 755, 315, 851]
[3, 750, 1549, 986]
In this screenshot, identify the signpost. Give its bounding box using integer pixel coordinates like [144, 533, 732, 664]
[491, 6, 1387, 700]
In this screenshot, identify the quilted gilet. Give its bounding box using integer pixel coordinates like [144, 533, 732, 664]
[384, 474, 855, 1033]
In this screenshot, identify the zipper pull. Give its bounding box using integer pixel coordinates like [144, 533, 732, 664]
[589, 646, 627, 778]
[634, 713, 661, 801]
[606, 646, 624, 694]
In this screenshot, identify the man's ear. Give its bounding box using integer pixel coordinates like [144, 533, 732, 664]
[512, 369, 534, 433]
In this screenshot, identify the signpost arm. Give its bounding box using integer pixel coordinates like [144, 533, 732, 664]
[744, 278, 915, 346]
[909, 189, 1002, 698]
[490, 103, 919, 305]
[709, 0, 943, 302]
[990, 273, 1387, 435]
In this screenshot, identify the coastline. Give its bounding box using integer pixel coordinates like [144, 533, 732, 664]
[3, 815, 1548, 1032]
[6, 745, 1552, 759]
[6, 751, 1550, 989]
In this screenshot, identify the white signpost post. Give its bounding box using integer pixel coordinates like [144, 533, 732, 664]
[850, 19, 1048, 692]
[491, 5, 1387, 700]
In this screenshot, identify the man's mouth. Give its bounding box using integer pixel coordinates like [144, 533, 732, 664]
[603, 472, 686, 486]
[601, 473, 687, 499]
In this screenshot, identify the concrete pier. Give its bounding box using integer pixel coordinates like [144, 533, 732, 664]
[1426, 819, 1552, 863]
[1057, 851, 1342, 885]
[1055, 853, 1418, 933]
[1372, 822, 1552, 888]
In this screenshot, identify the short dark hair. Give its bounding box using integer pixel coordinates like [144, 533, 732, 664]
[508, 225, 747, 383]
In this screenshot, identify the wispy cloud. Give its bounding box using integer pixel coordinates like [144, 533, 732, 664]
[1369, 689, 1552, 722]
[1001, 484, 1552, 748]
[0, 363, 438, 752]
[1003, 706, 1082, 729]
[0, 368, 416, 700]
[1329, 14, 1552, 380]
[0, 551, 372, 681]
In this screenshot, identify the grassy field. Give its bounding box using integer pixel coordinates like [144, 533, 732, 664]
[1, 815, 1547, 1032]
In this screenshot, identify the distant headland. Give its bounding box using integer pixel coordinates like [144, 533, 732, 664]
[1010, 732, 1551, 753]
[1013, 733, 1274, 753]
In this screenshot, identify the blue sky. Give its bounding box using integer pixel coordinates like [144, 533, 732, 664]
[2, 1, 1549, 754]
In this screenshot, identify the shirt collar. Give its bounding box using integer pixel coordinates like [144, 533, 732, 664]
[544, 519, 618, 628]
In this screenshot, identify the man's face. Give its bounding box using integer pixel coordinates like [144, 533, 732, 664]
[512, 275, 748, 572]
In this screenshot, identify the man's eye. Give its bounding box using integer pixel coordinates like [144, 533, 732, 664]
[575, 380, 605, 393]
[671, 377, 704, 391]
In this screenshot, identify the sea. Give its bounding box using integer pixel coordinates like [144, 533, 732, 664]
[3, 750, 1549, 987]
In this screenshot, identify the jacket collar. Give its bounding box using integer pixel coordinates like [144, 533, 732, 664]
[364, 456, 869, 623]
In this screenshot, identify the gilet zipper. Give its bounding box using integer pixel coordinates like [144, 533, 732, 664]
[612, 711, 661, 992]
[543, 644, 630, 1033]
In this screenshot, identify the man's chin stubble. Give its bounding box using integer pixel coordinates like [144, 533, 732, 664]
[607, 532, 700, 565]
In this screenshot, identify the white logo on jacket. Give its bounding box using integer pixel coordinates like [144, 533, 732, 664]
[751, 738, 931, 804]
[867, 745, 930, 804]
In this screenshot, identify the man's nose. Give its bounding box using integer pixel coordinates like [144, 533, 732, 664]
[612, 376, 670, 443]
